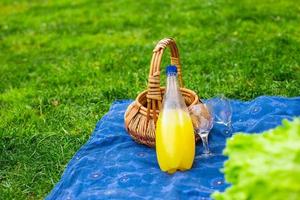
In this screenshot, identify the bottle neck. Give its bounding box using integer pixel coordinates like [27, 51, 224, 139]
[164, 73, 187, 110]
[166, 74, 179, 95]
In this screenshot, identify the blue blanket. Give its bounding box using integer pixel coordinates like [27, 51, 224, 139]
[46, 96, 300, 200]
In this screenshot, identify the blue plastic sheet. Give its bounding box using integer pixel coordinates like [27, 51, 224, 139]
[46, 96, 300, 200]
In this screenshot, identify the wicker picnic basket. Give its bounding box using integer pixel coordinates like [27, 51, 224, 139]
[124, 38, 202, 147]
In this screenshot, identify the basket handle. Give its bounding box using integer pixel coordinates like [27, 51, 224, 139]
[146, 38, 184, 123]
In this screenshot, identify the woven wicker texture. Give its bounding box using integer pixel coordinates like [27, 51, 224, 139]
[124, 38, 201, 147]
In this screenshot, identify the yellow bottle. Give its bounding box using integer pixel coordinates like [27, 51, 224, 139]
[156, 65, 195, 174]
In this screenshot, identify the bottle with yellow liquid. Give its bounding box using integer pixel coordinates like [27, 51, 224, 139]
[156, 65, 195, 174]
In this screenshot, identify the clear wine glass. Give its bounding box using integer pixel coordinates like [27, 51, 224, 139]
[189, 104, 214, 155]
[206, 95, 233, 135]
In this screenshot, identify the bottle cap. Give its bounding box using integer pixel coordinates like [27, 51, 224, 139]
[166, 65, 177, 75]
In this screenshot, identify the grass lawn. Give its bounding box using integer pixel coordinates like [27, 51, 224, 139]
[0, 0, 299, 199]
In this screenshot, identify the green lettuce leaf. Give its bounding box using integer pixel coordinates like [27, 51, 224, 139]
[212, 118, 300, 200]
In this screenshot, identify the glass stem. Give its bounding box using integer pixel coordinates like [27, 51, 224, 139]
[200, 132, 210, 154]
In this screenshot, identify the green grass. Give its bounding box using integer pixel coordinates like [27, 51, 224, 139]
[0, 0, 299, 199]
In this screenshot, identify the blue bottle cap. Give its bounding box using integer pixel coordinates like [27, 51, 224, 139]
[166, 65, 177, 75]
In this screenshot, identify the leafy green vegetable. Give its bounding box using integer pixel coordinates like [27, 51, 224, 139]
[212, 118, 300, 200]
